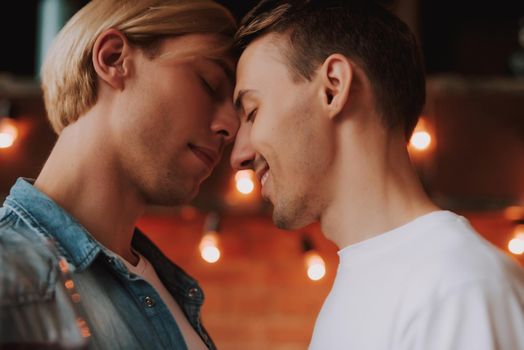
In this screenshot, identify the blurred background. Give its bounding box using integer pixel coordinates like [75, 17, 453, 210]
[1, 0, 523, 349]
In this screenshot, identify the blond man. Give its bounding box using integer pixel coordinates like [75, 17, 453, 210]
[0, 1, 238, 349]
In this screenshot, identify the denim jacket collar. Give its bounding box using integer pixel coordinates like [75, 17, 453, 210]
[2, 178, 212, 349]
[4, 178, 202, 300]
[4, 178, 101, 271]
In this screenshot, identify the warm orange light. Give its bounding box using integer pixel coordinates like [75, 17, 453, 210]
[508, 225, 524, 255]
[59, 258, 69, 273]
[199, 231, 221, 263]
[305, 251, 326, 281]
[64, 279, 75, 290]
[410, 131, 431, 150]
[235, 170, 255, 195]
[504, 206, 524, 221]
[179, 205, 198, 221]
[76, 318, 91, 338]
[508, 237, 524, 255]
[409, 118, 433, 151]
[0, 118, 18, 149]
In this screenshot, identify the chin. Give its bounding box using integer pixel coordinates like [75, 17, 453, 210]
[143, 181, 200, 207]
[272, 208, 315, 231]
[272, 192, 320, 230]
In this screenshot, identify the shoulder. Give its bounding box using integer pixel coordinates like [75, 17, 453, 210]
[401, 213, 524, 312]
[0, 214, 59, 305]
[395, 214, 524, 348]
[415, 213, 521, 283]
[397, 277, 524, 350]
[0, 219, 86, 346]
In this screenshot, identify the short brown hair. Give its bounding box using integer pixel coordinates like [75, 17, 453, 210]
[41, 0, 236, 134]
[235, 0, 425, 139]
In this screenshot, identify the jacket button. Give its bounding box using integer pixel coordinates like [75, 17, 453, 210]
[187, 287, 199, 298]
[144, 296, 155, 307]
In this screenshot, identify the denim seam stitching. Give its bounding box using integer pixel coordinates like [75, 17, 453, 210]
[4, 199, 100, 270]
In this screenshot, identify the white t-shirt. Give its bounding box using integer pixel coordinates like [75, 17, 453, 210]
[309, 211, 524, 350]
[121, 252, 208, 350]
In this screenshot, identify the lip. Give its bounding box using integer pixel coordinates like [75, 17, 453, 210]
[189, 144, 219, 170]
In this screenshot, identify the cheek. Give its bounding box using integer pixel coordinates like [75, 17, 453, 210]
[286, 107, 334, 175]
[174, 89, 211, 117]
[249, 121, 269, 150]
[150, 91, 214, 141]
[250, 101, 292, 146]
[150, 68, 214, 123]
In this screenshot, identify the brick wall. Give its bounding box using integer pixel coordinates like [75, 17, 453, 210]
[138, 209, 523, 350]
[139, 212, 337, 350]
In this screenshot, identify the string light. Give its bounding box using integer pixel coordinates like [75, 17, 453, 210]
[305, 251, 326, 281]
[410, 131, 431, 150]
[0, 119, 17, 148]
[200, 233, 221, 263]
[235, 170, 255, 195]
[508, 224, 524, 255]
[505, 206, 524, 222]
[0, 99, 17, 149]
[409, 118, 432, 151]
[302, 235, 326, 281]
[199, 212, 222, 263]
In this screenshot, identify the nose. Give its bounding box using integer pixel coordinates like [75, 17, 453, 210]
[211, 101, 239, 144]
[230, 123, 256, 170]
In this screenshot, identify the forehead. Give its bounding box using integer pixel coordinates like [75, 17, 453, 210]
[235, 34, 294, 95]
[157, 33, 236, 70]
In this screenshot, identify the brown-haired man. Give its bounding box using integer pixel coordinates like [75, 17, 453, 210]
[231, 1, 524, 348]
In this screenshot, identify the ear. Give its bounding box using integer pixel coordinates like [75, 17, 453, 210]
[92, 28, 133, 91]
[318, 54, 353, 119]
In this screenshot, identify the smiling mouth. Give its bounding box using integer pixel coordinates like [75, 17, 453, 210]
[188, 144, 216, 169]
[261, 168, 269, 186]
[256, 164, 270, 187]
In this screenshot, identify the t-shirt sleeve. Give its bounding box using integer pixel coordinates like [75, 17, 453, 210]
[400, 280, 524, 350]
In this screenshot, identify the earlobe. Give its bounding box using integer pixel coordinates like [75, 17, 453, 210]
[320, 54, 353, 119]
[92, 29, 132, 90]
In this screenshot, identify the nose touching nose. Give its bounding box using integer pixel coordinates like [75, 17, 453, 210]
[230, 124, 255, 170]
[217, 100, 240, 141]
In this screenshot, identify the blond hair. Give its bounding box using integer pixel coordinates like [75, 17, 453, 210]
[41, 0, 236, 134]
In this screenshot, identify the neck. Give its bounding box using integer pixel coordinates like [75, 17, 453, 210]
[34, 111, 143, 265]
[320, 121, 439, 249]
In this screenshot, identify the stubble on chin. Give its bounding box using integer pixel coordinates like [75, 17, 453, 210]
[272, 191, 317, 230]
[140, 171, 201, 207]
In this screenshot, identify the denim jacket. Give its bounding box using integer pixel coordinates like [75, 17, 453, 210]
[0, 178, 215, 350]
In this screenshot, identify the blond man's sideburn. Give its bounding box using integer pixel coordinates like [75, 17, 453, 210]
[41, 0, 236, 134]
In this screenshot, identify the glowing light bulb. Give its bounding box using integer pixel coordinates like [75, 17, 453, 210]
[508, 226, 524, 255]
[0, 118, 18, 149]
[199, 232, 221, 263]
[201, 246, 220, 263]
[508, 237, 524, 255]
[409, 117, 433, 151]
[236, 178, 254, 194]
[305, 251, 326, 281]
[410, 131, 431, 151]
[235, 170, 255, 195]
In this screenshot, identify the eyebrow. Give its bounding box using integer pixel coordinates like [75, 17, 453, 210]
[208, 58, 236, 86]
[234, 89, 255, 112]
